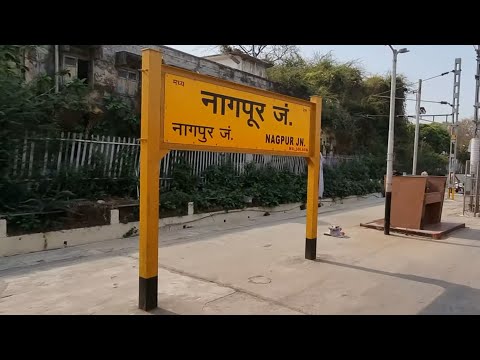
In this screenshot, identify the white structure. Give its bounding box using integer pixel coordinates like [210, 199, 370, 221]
[204, 49, 272, 78]
[469, 137, 480, 175]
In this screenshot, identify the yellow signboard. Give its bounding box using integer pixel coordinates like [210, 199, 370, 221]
[138, 49, 322, 312]
[162, 67, 312, 156]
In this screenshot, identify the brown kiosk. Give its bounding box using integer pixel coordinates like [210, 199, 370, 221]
[361, 174, 466, 239]
[390, 175, 446, 230]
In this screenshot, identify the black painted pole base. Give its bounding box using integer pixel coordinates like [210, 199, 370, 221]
[384, 191, 392, 235]
[305, 238, 317, 260]
[139, 276, 158, 311]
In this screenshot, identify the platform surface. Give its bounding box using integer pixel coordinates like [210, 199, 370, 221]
[2, 196, 480, 315]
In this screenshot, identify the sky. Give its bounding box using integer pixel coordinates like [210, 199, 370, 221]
[167, 45, 478, 122]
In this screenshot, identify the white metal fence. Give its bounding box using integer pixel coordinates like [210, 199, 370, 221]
[8, 132, 355, 186]
[10, 132, 141, 180]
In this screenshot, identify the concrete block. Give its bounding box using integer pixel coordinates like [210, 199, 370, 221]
[188, 202, 194, 216]
[0, 219, 6, 238]
[0, 223, 136, 257]
[110, 209, 120, 225]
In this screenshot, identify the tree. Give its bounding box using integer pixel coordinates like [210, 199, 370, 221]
[0, 45, 38, 77]
[419, 123, 450, 154]
[456, 118, 475, 163]
[267, 52, 409, 158]
[416, 142, 449, 175]
[218, 45, 300, 64]
[0, 45, 91, 179]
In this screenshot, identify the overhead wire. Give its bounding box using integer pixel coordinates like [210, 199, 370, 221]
[371, 95, 455, 105]
[366, 70, 453, 99]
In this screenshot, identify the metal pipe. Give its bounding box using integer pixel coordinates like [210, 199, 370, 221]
[54, 45, 59, 93]
[476, 162, 480, 216]
[463, 160, 468, 216]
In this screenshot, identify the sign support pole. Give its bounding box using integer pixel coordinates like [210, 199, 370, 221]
[139, 49, 164, 311]
[305, 96, 322, 260]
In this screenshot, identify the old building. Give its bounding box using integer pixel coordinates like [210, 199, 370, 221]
[24, 45, 275, 107]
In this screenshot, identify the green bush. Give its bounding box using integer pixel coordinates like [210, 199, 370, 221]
[324, 158, 382, 200]
[159, 155, 381, 214]
[160, 190, 192, 215]
[243, 163, 306, 206]
[196, 162, 246, 210]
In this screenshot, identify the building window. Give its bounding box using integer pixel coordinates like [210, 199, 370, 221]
[63, 56, 77, 82]
[62, 55, 89, 84]
[116, 69, 138, 97]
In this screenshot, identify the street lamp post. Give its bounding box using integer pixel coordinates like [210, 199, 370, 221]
[412, 79, 422, 175]
[385, 45, 409, 235]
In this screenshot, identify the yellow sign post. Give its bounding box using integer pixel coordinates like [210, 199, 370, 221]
[138, 49, 322, 310]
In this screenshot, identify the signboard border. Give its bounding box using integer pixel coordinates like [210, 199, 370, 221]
[159, 64, 314, 157]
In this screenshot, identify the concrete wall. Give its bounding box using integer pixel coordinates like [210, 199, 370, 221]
[240, 60, 267, 78]
[24, 45, 53, 82]
[206, 55, 240, 70]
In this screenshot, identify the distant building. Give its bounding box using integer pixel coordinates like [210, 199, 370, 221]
[321, 129, 337, 155]
[203, 49, 273, 78]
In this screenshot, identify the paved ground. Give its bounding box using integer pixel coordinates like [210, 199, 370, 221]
[1, 195, 480, 315]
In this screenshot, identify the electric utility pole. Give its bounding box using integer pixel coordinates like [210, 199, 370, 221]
[447, 58, 461, 199]
[474, 46, 480, 136]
